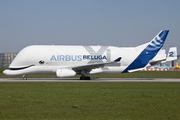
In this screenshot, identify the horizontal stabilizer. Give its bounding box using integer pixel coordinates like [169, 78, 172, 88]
[114, 57, 122, 62]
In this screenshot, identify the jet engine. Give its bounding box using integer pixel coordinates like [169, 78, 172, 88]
[56, 69, 76, 77]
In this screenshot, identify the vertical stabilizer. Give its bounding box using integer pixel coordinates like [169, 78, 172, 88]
[123, 30, 169, 72]
[141, 30, 169, 54]
[166, 47, 177, 61]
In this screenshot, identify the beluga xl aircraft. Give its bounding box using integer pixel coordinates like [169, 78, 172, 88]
[3, 30, 169, 80]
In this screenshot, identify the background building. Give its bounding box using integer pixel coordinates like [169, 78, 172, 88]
[0, 53, 17, 68]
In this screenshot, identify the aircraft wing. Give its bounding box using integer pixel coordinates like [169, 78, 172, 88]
[72, 57, 121, 71]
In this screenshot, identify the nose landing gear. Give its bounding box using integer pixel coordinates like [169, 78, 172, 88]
[23, 75, 27, 80]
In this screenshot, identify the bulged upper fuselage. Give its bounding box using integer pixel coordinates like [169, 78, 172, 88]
[3, 45, 137, 76]
[3, 30, 169, 79]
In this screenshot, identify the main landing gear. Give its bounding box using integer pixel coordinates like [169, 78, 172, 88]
[80, 76, 91, 80]
[79, 70, 91, 80]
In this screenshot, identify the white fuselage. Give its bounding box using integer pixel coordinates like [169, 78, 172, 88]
[3, 45, 139, 76]
[3, 30, 169, 78]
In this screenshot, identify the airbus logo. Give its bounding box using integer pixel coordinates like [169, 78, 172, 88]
[50, 55, 107, 61]
[50, 55, 82, 61]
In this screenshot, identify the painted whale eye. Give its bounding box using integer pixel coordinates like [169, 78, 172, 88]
[39, 60, 45, 64]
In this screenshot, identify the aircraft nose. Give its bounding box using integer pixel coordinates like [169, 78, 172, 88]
[3, 69, 8, 75]
[3, 69, 12, 76]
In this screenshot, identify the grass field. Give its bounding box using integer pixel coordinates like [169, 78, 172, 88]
[1, 68, 180, 119]
[1, 68, 180, 78]
[0, 82, 180, 120]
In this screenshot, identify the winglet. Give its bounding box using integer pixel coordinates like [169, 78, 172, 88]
[114, 57, 121, 62]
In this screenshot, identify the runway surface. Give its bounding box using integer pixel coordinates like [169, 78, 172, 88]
[0, 78, 180, 82]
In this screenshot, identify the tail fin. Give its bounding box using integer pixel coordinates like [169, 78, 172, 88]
[141, 30, 169, 54]
[166, 47, 177, 61]
[123, 30, 169, 72]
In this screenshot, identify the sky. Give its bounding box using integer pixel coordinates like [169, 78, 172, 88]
[0, 0, 180, 54]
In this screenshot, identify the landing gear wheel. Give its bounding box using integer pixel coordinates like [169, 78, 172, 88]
[86, 76, 90, 80]
[80, 76, 85, 80]
[80, 76, 91, 80]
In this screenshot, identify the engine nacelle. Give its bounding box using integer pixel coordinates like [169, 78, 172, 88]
[89, 68, 103, 74]
[56, 69, 76, 77]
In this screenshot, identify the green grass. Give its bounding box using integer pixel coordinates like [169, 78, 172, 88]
[1, 68, 180, 78]
[0, 82, 180, 120]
